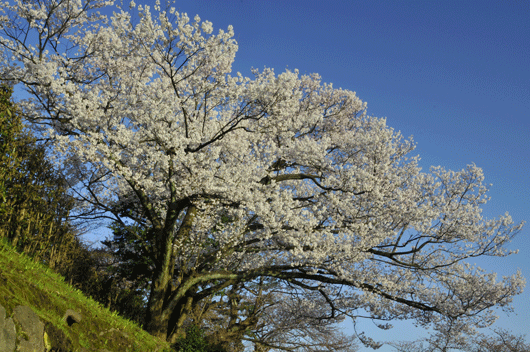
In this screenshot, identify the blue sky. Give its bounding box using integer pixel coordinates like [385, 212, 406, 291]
[151, 1, 530, 350]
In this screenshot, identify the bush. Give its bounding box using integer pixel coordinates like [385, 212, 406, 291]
[173, 324, 228, 352]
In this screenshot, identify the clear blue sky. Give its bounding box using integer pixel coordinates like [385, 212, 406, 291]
[136, 1, 530, 349]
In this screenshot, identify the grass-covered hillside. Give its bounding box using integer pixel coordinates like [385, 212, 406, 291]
[0, 237, 171, 352]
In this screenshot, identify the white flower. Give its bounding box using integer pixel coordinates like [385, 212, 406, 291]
[201, 20, 213, 34]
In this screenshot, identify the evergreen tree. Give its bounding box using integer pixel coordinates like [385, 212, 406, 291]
[0, 84, 76, 268]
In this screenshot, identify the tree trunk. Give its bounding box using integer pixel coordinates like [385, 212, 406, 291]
[168, 294, 194, 344]
[145, 269, 197, 341]
[144, 205, 197, 341]
[144, 233, 174, 340]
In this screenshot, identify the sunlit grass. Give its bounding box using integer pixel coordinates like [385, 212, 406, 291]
[0, 237, 172, 352]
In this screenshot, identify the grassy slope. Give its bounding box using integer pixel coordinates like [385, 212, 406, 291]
[0, 237, 172, 352]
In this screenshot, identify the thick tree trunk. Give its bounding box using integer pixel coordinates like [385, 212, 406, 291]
[144, 224, 176, 340]
[145, 268, 172, 339]
[167, 294, 194, 344]
[144, 205, 197, 341]
[145, 270, 196, 342]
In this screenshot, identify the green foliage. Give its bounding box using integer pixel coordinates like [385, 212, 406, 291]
[103, 221, 154, 292]
[173, 325, 210, 352]
[60, 244, 150, 327]
[173, 324, 227, 352]
[0, 84, 77, 268]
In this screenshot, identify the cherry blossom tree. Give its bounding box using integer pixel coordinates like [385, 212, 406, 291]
[0, 0, 525, 346]
[467, 328, 530, 352]
[389, 325, 530, 352]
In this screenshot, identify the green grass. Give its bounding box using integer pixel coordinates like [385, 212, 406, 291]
[0, 237, 172, 352]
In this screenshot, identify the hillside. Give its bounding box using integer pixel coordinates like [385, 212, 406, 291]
[0, 237, 172, 352]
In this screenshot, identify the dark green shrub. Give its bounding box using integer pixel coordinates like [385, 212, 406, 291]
[173, 324, 228, 352]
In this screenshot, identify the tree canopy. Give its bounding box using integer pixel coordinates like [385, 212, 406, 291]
[0, 0, 525, 348]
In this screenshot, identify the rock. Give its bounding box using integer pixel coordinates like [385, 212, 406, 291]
[12, 305, 45, 352]
[0, 305, 17, 352]
[0, 304, 85, 352]
[63, 309, 82, 326]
